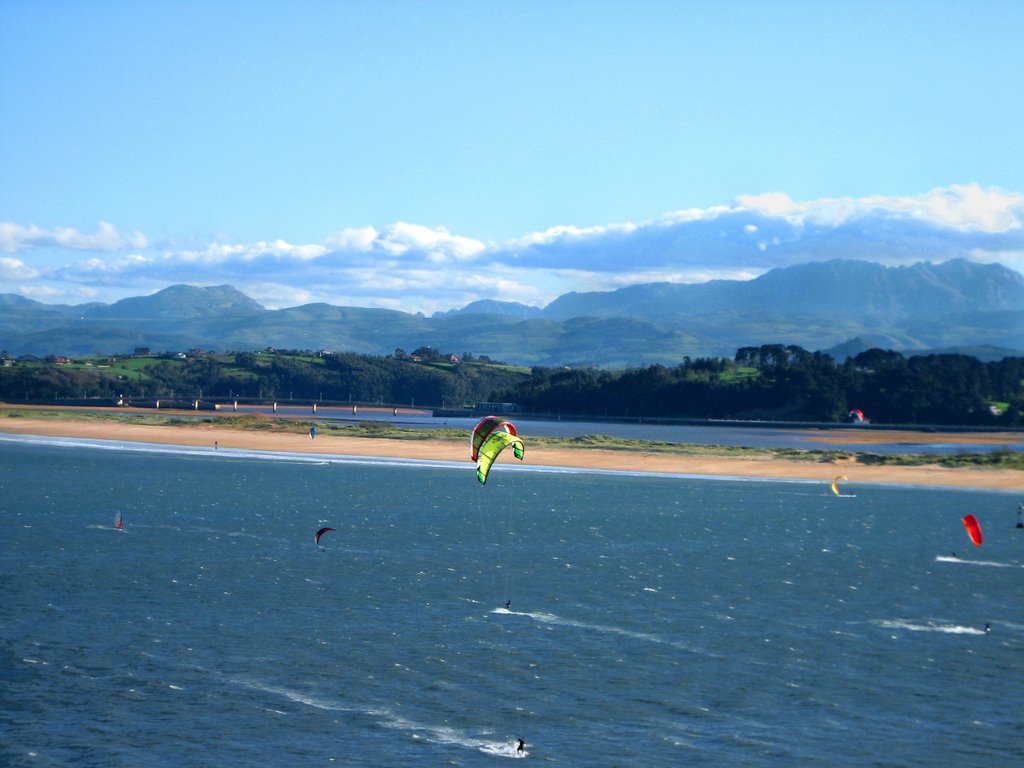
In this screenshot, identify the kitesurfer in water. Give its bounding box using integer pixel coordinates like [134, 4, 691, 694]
[984, 622, 991, 634]
[505, 600, 512, 610]
[517, 738, 526, 755]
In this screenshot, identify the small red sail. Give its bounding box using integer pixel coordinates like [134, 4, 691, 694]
[962, 514, 983, 546]
[114, 512, 123, 529]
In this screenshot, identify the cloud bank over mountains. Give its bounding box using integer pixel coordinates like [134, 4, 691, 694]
[3, 184, 1023, 313]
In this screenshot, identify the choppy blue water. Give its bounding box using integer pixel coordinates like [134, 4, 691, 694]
[2, 437, 1022, 766]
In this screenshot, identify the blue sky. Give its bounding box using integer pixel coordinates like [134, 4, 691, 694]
[2, 0, 1023, 313]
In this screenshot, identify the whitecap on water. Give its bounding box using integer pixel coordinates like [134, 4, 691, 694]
[478, 741, 528, 758]
[873, 618, 986, 635]
[934, 555, 1020, 568]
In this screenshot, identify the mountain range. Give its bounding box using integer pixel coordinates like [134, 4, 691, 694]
[3, 259, 1022, 366]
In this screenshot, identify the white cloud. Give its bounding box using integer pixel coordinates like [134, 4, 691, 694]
[656, 206, 732, 226]
[504, 221, 638, 250]
[377, 222, 487, 261]
[172, 240, 327, 265]
[175, 243, 246, 263]
[244, 240, 327, 261]
[324, 226, 379, 252]
[0, 256, 39, 280]
[0, 221, 148, 253]
[320, 223, 488, 272]
[57, 254, 153, 279]
[736, 183, 1024, 232]
[18, 284, 68, 299]
[0, 223, 40, 253]
[6, 184, 1024, 312]
[242, 283, 315, 310]
[915, 184, 1024, 231]
[735, 192, 800, 217]
[498, 184, 1024, 277]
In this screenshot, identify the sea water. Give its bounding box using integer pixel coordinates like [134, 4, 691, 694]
[1, 437, 1022, 766]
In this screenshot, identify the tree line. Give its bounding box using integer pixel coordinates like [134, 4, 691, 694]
[2, 345, 1023, 426]
[0, 349, 527, 410]
[496, 345, 1024, 426]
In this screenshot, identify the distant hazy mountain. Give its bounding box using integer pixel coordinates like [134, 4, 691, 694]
[87, 284, 266, 319]
[0, 295, 88, 335]
[2, 261, 1022, 365]
[542, 259, 1024, 320]
[432, 299, 542, 319]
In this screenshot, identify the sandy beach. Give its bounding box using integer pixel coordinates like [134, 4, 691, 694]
[3, 411, 1023, 491]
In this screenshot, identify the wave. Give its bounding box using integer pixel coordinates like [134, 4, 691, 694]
[235, 675, 527, 757]
[873, 618, 987, 635]
[935, 555, 1022, 568]
[388, 716, 527, 759]
[478, 741, 529, 758]
[86, 524, 127, 532]
[490, 606, 715, 656]
[233, 677, 356, 713]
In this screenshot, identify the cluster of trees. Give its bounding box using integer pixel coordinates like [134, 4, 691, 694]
[2, 344, 1023, 426]
[226, 350, 520, 406]
[494, 345, 1024, 426]
[0, 349, 526, 409]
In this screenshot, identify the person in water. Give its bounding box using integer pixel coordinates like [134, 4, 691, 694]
[517, 738, 526, 755]
[505, 600, 512, 610]
[984, 622, 991, 634]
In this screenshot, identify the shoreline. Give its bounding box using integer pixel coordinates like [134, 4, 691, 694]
[3, 413, 1023, 491]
